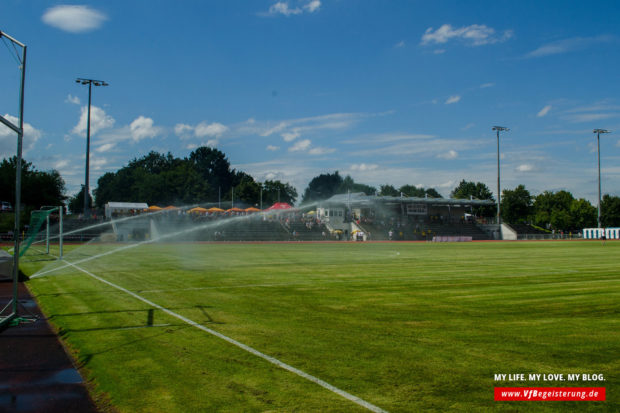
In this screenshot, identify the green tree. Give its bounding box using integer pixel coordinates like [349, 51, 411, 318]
[601, 194, 620, 227]
[93, 147, 297, 208]
[232, 172, 261, 206]
[0, 156, 66, 208]
[424, 188, 443, 198]
[501, 185, 532, 224]
[302, 171, 343, 204]
[451, 180, 494, 201]
[68, 185, 93, 214]
[189, 147, 235, 200]
[569, 198, 597, 230]
[262, 180, 298, 206]
[379, 184, 399, 196]
[531, 190, 593, 230]
[550, 209, 571, 231]
[339, 175, 376, 195]
[399, 185, 426, 197]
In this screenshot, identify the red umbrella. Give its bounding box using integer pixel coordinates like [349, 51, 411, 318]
[266, 202, 293, 210]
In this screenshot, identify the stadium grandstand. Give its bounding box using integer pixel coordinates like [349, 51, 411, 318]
[315, 192, 497, 241]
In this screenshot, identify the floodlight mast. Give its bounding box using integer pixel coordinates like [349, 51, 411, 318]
[492, 126, 509, 226]
[76, 78, 108, 218]
[0, 30, 27, 325]
[593, 129, 610, 229]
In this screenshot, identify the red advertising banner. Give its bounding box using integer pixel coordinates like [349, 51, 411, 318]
[495, 387, 605, 401]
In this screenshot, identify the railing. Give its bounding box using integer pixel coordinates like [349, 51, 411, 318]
[517, 233, 582, 240]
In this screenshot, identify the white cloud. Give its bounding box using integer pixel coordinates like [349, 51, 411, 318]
[421, 24, 513, 47]
[89, 157, 108, 171]
[350, 163, 378, 172]
[445, 95, 461, 105]
[480, 83, 495, 88]
[0, 114, 42, 157]
[281, 130, 300, 142]
[437, 150, 459, 160]
[263, 1, 321, 17]
[350, 134, 485, 159]
[565, 113, 616, 123]
[260, 122, 288, 137]
[516, 164, 536, 172]
[525, 35, 615, 58]
[65, 94, 80, 105]
[439, 180, 457, 190]
[304, 0, 321, 13]
[537, 105, 552, 117]
[176, 121, 228, 139]
[186, 140, 219, 150]
[96, 143, 116, 153]
[395, 40, 406, 48]
[433, 49, 446, 54]
[268, 2, 302, 16]
[308, 146, 335, 155]
[130, 116, 162, 141]
[266, 145, 280, 151]
[72, 105, 115, 137]
[344, 133, 436, 144]
[560, 102, 620, 123]
[174, 123, 193, 137]
[195, 122, 228, 138]
[462, 123, 475, 131]
[42, 5, 107, 33]
[289, 139, 311, 152]
[247, 112, 376, 140]
[55, 160, 69, 169]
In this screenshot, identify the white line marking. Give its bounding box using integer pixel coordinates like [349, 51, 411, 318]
[62, 260, 388, 413]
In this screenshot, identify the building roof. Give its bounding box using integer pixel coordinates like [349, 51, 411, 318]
[106, 202, 149, 209]
[320, 192, 495, 207]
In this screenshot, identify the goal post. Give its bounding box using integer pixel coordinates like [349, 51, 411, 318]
[20, 206, 64, 258]
[0, 29, 27, 328]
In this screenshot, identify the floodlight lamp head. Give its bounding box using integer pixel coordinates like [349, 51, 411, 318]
[492, 126, 509, 132]
[593, 129, 610, 134]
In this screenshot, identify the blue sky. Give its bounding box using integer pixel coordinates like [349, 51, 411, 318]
[1, 0, 620, 204]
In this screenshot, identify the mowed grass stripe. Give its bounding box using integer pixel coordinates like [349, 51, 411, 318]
[24, 241, 620, 412]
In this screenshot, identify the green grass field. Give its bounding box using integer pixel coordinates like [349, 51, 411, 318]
[21, 241, 620, 412]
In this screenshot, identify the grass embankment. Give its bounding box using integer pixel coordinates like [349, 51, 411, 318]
[22, 241, 620, 412]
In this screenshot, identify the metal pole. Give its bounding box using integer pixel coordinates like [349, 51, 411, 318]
[218, 186, 221, 209]
[46, 215, 50, 254]
[59, 205, 63, 259]
[84, 81, 92, 219]
[11, 44, 26, 316]
[597, 130, 601, 228]
[497, 129, 501, 224]
[260, 187, 263, 210]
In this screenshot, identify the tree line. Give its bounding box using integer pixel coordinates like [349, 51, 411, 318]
[0, 156, 66, 209]
[300, 171, 442, 204]
[500, 184, 620, 230]
[91, 148, 297, 210]
[1, 146, 619, 231]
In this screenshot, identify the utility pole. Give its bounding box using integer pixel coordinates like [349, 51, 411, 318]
[593, 129, 610, 228]
[492, 126, 509, 224]
[76, 78, 108, 218]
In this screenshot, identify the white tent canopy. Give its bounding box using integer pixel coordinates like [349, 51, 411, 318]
[105, 202, 149, 218]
